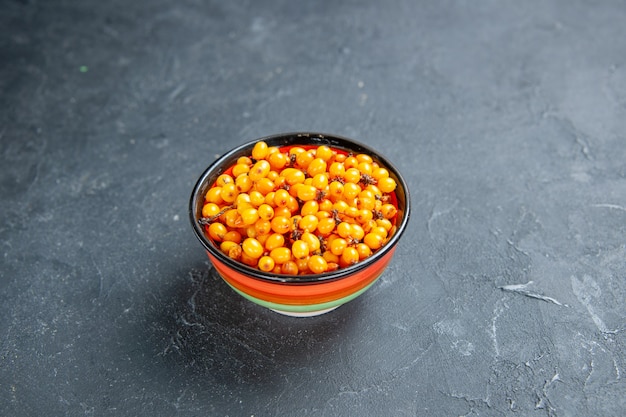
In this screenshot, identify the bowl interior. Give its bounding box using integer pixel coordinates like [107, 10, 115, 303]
[190, 132, 410, 283]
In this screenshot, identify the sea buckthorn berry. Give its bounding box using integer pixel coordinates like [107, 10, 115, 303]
[357, 161, 373, 176]
[270, 247, 292, 264]
[350, 224, 365, 241]
[299, 214, 319, 233]
[308, 255, 328, 274]
[328, 162, 345, 178]
[356, 243, 372, 260]
[340, 246, 360, 266]
[221, 241, 242, 260]
[257, 255, 275, 272]
[254, 219, 272, 236]
[221, 183, 238, 203]
[296, 151, 315, 169]
[235, 174, 252, 193]
[329, 237, 348, 256]
[286, 196, 300, 213]
[223, 230, 243, 244]
[332, 200, 349, 214]
[232, 163, 250, 178]
[322, 250, 339, 264]
[357, 196, 376, 211]
[267, 170, 279, 182]
[356, 153, 373, 164]
[301, 200, 319, 216]
[292, 240, 309, 260]
[307, 158, 327, 177]
[297, 184, 318, 202]
[296, 257, 310, 273]
[257, 204, 274, 220]
[344, 168, 361, 183]
[343, 206, 359, 219]
[254, 177, 275, 195]
[356, 209, 374, 224]
[343, 182, 361, 200]
[344, 156, 359, 169]
[289, 147, 306, 157]
[240, 251, 259, 267]
[380, 203, 398, 219]
[372, 167, 389, 180]
[265, 233, 285, 251]
[252, 141, 269, 160]
[329, 181, 344, 200]
[202, 203, 221, 218]
[311, 173, 329, 190]
[237, 156, 253, 166]
[336, 222, 352, 239]
[249, 160, 271, 181]
[364, 232, 384, 250]
[264, 191, 276, 207]
[235, 193, 252, 209]
[268, 151, 288, 170]
[242, 238, 264, 259]
[376, 218, 393, 232]
[270, 215, 291, 234]
[334, 153, 347, 163]
[370, 226, 389, 239]
[281, 260, 299, 275]
[316, 145, 334, 161]
[377, 177, 397, 193]
[281, 168, 305, 185]
[224, 209, 244, 228]
[240, 207, 259, 225]
[301, 232, 321, 252]
[273, 189, 291, 207]
[216, 174, 233, 187]
[245, 225, 258, 239]
[273, 206, 292, 219]
[319, 198, 333, 212]
[249, 190, 265, 207]
[317, 217, 336, 236]
[205, 187, 224, 204]
[208, 222, 227, 242]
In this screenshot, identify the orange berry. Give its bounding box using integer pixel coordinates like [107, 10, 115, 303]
[281, 260, 299, 275]
[306, 158, 327, 177]
[208, 222, 227, 242]
[249, 160, 271, 181]
[340, 246, 359, 266]
[254, 219, 272, 236]
[377, 177, 397, 193]
[205, 187, 224, 204]
[270, 216, 291, 234]
[257, 255, 275, 272]
[232, 163, 250, 178]
[223, 230, 243, 244]
[216, 174, 233, 187]
[251, 141, 269, 160]
[202, 203, 221, 218]
[270, 247, 292, 264]
[364, 232, 384, 250]
[308, 255, 328, 274]
[291, 240, 309, 260]
[242, 237, 264, 259]
[264, 233, 285, 251]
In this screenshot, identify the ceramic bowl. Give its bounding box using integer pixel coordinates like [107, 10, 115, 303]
[189, 132, 410, 316]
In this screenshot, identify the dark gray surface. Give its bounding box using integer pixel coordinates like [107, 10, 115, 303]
[2, 0, 625, 415]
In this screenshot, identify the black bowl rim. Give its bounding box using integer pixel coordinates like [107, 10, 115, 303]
[189, 131, 411, 284]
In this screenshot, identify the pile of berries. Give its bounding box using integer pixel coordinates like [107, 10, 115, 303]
[201, 141, 398, 275]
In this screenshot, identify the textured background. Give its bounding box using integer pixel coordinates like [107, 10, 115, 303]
[1, 0, 625, 415]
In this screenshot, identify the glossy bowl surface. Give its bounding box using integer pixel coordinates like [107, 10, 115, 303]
[190, 132, 410, 316]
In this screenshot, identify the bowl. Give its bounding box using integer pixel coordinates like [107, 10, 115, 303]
[189, 132, 410, 317]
